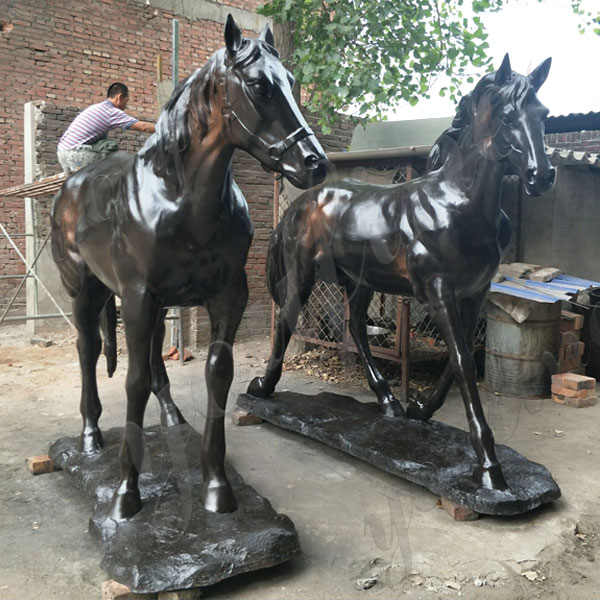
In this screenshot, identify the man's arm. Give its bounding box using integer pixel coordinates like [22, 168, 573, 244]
[130, 121, 155, 133]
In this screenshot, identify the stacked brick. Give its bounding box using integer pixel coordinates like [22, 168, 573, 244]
[551, 373, 597, 408]
[558, 310, 585, 373]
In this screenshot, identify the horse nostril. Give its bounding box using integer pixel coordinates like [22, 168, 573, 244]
[305, 154, 320, 169]
[526, 167, 537, 184]
[548, 167, 556, 185]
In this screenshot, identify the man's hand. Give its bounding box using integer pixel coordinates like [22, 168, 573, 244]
[130, 121, 155, 134]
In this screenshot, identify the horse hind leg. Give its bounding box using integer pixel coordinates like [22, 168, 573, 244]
[73, 277, 112, 452]
[345, 281, 405, 418]
[151, 309, 186, 426]
[247, 262, 313, 398]
[100, 294, 117, 377]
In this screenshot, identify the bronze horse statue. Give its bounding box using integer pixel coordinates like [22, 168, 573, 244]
[51, 15, 327, 520]
[249, 55, 555, 491]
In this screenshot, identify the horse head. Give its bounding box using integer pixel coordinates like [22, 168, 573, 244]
[470, 54, 555, 196]
[219, 15, 328, 189]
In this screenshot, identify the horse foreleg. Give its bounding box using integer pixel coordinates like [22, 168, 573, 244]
[407, 289, 487, 421]
[201, 278, 248, 512]
[151, 309, 186, 426]
[110, 290, 160, 520]
[346, 282, 405, 418]
[73, 277, 112, 453]
[425, 277, 507, 490]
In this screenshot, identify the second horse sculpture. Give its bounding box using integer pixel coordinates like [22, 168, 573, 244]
[249, 55, 555, 491]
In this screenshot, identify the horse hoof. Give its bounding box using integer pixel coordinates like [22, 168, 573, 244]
[247, 376, 272, 398]
[79, 430, 104, 453]
[380, 399, 406, 419]
[110, 488, 142, 520]
[201, 480, 238, 513]
[474, 464, 509, 491]
[160, 405, 187, 427]
[406, 400, 431, 421]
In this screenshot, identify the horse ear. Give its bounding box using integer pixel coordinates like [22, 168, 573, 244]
[494, 53, 512, 86]
[259, 23, 275, 48]
[224, 14, 242, 55]
[529, 57, 552, 92]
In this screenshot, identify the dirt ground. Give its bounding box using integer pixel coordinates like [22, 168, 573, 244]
[1, 324, 599, 600]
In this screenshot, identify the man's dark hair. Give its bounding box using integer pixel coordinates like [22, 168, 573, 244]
[107, 83, 129, 98]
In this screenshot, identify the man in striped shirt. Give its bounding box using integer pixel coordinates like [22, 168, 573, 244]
[57, 82, 155, 175]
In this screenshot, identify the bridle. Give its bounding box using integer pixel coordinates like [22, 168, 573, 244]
[220, 61, 314, 166]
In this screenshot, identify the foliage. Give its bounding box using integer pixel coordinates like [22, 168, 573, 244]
[258, 0, 599, 132]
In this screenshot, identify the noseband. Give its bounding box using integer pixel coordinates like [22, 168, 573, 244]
[220, 64, 314, 165]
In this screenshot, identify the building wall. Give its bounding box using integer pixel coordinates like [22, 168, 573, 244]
[519, 165, 600, 281]
[0, 0, 266, 321]
[546, 130, 600, 154]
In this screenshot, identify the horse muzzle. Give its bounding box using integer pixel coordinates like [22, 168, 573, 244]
[524, 165, 556, 196]
[278, 135, 329, 190]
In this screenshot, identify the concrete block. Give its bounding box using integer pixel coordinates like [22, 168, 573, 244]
[440, 497, 479, 522]
[552, 373, 596, 390]
[529, 267, 561, 282]
[231, 410, 263, 426]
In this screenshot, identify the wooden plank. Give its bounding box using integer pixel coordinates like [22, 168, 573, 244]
[0, 173, 66, 198]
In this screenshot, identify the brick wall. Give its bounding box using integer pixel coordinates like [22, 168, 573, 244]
[0, 0, 261, 321]
[545, 131, 600, 154]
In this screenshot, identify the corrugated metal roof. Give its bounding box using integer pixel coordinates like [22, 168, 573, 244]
[546, 112, 600, 134]
[491, 274, 600, 303]
[546, 147, 600, 169]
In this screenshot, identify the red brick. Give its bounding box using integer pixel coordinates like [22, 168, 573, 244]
[552, 393, 597, 408]
[552, 373, 596, 390]
[560, 310, 584, 332]
[440, 497, 479, 522]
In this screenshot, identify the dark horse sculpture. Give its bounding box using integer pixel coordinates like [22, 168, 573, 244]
[249, 55, 555, 491]
[51, 16, 327, 520]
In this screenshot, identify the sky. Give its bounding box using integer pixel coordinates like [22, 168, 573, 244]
[388, 0, 600, 120]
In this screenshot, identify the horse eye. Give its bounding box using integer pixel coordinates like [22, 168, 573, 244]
[251, 79, 271, 98]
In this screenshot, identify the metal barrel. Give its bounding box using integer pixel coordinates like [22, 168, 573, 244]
[483, 301, 561, 398]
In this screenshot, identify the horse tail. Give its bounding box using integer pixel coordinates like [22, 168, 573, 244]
[266, 220, 288, 307]
[100, 295, 117, 378]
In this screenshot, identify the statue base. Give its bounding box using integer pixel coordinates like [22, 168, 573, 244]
[49, 424, 300, 594]
[237, 391, 561, 516]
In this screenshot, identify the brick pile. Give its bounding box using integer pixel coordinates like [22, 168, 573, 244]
[558, 310, 585, 373]
[551, 372, 597, 408]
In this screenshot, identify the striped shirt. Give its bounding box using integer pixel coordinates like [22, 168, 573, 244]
[57, 99, 137, 150]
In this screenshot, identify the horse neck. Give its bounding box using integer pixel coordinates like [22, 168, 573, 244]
[448, 126, 506, 223]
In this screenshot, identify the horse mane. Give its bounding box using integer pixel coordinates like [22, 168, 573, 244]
[426, 70, 531, 172]
[139, 38, 276, 191]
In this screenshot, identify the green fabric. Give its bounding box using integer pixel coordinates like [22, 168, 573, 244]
[91, 138, 119, 155]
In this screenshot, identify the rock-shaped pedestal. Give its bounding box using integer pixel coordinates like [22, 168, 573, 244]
[49, 424, 300, 594]
[237, 391, 561, 516]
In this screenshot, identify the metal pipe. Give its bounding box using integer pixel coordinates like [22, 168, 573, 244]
[172, 19, 179, 87]
[1, 312, 73, 322]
